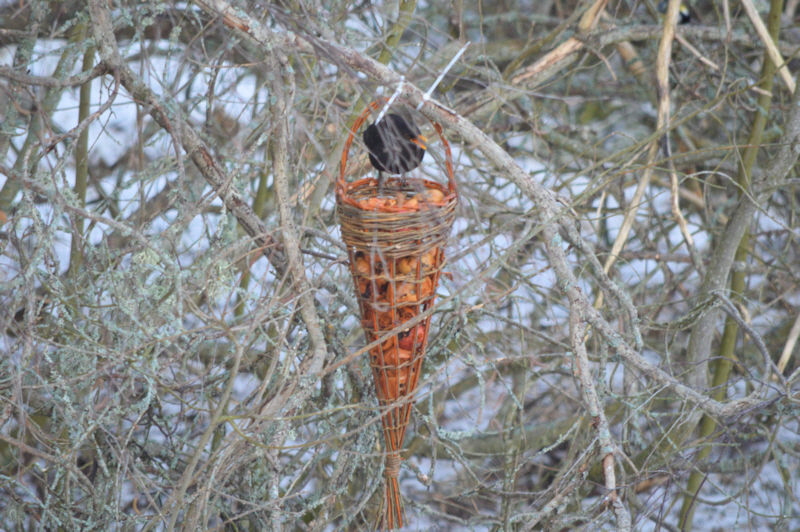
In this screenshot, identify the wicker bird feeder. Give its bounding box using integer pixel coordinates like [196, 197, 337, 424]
[336, 99, 457, 529]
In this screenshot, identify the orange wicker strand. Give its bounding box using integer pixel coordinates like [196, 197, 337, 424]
[383, 452, 403, 528]
[337, 99, 457, 529]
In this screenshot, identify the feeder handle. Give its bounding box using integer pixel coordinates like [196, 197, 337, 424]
[337, 98, 457, 197]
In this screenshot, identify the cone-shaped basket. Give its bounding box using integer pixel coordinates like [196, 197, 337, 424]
[336, 99, 457, 529]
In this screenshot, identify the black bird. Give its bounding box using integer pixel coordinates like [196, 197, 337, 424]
[363, 114, 427, 180]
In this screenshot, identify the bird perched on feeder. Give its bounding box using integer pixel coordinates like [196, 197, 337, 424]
[363, 113, 426, 189]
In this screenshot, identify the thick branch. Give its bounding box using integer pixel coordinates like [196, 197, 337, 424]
[686, 82, 800, 377]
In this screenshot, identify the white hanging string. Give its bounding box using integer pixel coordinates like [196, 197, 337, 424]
[417, 41, 470, 110]
[375, 76, 405, 124]
[375, 40, 470, 121]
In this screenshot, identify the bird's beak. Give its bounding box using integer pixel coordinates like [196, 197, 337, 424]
[410, 134, 427, 150]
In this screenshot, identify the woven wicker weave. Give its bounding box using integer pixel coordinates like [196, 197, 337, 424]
[336, 99, 457, 529]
